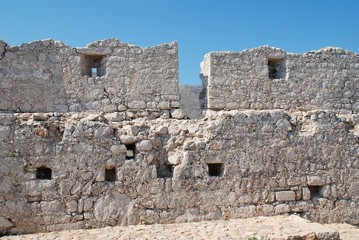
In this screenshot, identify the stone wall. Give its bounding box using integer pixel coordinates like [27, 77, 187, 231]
[179, 85, 202, 119]
[1, 40, 359, 235]
[200, 46, 359, 114]
[0, 110, 358, 234]
[0, 39, 179, 114]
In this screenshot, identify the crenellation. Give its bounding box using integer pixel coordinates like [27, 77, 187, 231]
[1, 39, 359, 235]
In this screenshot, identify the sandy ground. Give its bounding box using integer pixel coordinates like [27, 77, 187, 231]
[1, 215, 358, 240]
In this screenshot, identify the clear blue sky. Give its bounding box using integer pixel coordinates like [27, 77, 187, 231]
[1, 0, 358, 85]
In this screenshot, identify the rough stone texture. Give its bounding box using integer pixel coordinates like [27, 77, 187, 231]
[0, 39, 179, 114]
[1, 215, 346, 240]
[200, 46, 359, 114]
[179, 85, 203, 119]
[0, 40, 359, 235]
[0, 110, 359, 234]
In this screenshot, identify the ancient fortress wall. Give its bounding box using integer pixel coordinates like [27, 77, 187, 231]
[201, 46, 359, 113]
[0, 40, 359, 235]
[0, 39, 179, 114]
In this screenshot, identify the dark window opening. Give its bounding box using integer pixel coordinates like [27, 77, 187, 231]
[105, 167, 116, 182]
[36, 166, 52, 180]
[268, 58, 286, 79]
[208, 163, 223, 177]
[125, 144, 136, 160]
[308, 186, 323, 198]
[157, 164, 174, 178]
[80, 54, 106, 77]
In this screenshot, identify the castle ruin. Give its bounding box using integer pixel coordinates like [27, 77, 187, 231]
[0, 39, 359, 234]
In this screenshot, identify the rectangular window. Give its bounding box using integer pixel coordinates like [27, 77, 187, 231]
[208, 163, 223, 177]
[268, 58, 286, 79]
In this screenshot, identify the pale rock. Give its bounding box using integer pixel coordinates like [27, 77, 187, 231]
[136, 140, 152, 151]
[170, 109, 187, 119]
[307, 176, 325, 186]
[110, 144, 127, 154]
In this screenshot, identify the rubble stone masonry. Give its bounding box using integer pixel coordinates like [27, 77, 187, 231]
[0, 40, 358, 234]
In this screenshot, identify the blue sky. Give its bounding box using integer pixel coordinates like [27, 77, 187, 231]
[1, 0, 358, 85]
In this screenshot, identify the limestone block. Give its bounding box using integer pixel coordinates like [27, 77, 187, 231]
[128, 101, 146, 109]
[117, 104, 127, 111]
[274, 204, 290, 213]
[83, 199, 93, 212]
[302, 187, 311, 200]
[158, 101, 170, 109]
[170, 109, 187, 119]
[155, 126, 168, 135]
[168, 152, 180, 165]
[0, 216, 13, 231]
[238, 194, 252, 204]
[94, 192, 130, 223]
[110, 144, 127, 154]
[126, 150, 134, 158]
[66, 200, 78, 213]
[136, 140, 152, 151]
[228, 192, 236, 203]
[275, 191, 296, 202]
[120, 135, 139, 144]
[105, 112, 126, 122]
[307, 176, 325, 186]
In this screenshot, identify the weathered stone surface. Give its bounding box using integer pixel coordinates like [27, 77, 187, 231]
[201, 46, 359, 113]
[110, 144, 127, 154]
[0, 39, 179, 114]
[170, 109, 187, 119]
[0, 40, 359, 235]
[0, 216, 13, 232]
[136, 140, 153, 151]
[276, 191, 296, 202]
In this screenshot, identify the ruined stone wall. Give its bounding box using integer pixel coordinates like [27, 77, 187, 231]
[0, 110, 358, 234]
[1, 40, 359, 235]
[0, 39, 179, 114]
[201, 46, 359, 113]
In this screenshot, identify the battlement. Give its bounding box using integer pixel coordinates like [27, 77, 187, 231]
[0, 39, 179, 115]
[201, 46, 359, 114]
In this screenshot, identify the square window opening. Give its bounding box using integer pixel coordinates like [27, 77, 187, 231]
[157, 164, 174, 179]
[208, 163, 223, 177]
[125, 144, 136, 160]
[308, 185, 323, 198]
[105, 167, 116, 182]
[36, 166, 52, 180]
[268, 58, 286, 80]
[80, 54, 106, 77]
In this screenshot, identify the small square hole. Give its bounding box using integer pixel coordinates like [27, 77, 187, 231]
[208, 163, 223, 177]
[308, 186, 323, 198]
[268, 58, 286, 79]
[105, 167, 116, 182]
[125, 144, 136, 160]
[157, 164, 174, 179]
[36, 166, 52, 180]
